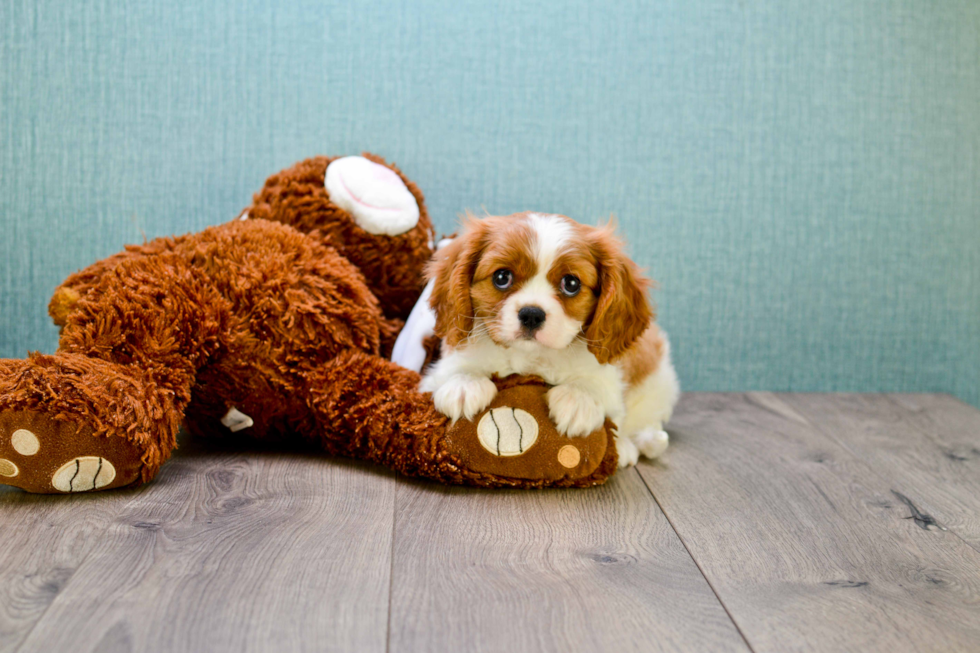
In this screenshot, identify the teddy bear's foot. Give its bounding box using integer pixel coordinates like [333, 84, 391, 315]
[307, 352, 618, 488]
[325, 156, 421, 236]
[0, 410, 143, 494]
[443, 376, 617, 486]
[0, 353, 185, 493]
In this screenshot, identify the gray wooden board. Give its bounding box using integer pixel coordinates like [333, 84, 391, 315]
[5, 393, 980, 653]
[387, 469, 749, 653]
[9, 439, 396, 653]
[0, 486, 136, 651]
[782, 393, 980, 553]
[639, 393, 980, 653]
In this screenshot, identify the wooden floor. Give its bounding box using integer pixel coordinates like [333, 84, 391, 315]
[1, 393, 979, 653]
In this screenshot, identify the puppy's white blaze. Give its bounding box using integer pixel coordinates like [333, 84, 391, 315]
[527, 213, 572, 271]
[502, 213, 580, 348]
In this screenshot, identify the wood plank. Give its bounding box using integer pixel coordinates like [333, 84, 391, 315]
[388, 468, 749, 653]
[13, 437, 396, 653]
[0, 486, 134, 652]
[781, 393, 980, 552]
[639, 393, 980, 653]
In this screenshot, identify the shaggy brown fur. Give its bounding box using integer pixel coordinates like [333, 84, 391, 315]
[248, 154, 434, 321]
[0, 155, 616, 493]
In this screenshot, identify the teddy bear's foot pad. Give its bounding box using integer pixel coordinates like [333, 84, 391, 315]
[0, 411, 142, 494]
[442, 380, 611, 484]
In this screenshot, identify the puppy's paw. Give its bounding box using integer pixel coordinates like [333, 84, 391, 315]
[633, 427, 669, 459]
[547, 384, 605, 437]
[432, 374, 497, 422]
[615, 435, 640, 468]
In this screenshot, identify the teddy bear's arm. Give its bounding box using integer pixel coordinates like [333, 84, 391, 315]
[48, 237, 182, 327]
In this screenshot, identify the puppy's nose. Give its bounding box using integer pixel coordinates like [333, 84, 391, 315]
[518, 306, 547, 331]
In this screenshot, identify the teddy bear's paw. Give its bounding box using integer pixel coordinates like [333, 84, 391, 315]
[546, 384, 606, 437]
[440, 379, 614, 485]
[324, 156, 420, 236]
[0, 411, 142, 494]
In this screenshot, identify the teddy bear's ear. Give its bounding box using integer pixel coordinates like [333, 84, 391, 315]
[427, 217, 487, 348]
[325, 155, 421, 236]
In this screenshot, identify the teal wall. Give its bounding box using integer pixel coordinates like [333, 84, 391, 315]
[2, 1, 978, 405]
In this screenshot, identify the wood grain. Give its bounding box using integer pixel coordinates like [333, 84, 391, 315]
[782, 393, 980, 552]
[6, 394, 979, 653]
[10, 438, 396, 653]
[388, 469, 748, 653]
[0, 486, 135, 651]
[639, 393, 980, 653]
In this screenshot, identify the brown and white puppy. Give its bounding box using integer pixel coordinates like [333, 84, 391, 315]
[419, 212, 679, 467]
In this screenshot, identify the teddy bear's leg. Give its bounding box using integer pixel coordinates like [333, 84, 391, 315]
[302, 351, 619, 488]
[0, 253, 230, 493]
[303, 350, 450, 479]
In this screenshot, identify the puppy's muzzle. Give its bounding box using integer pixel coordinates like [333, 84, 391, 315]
[518, 305, 546, 332]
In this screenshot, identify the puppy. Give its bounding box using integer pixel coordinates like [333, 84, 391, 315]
[419, 212, 679, 467]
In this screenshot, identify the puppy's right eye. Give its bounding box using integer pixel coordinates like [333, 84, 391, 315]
[492, 269, 514, 290]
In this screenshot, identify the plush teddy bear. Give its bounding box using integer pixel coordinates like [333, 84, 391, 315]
[0, 154, 617, 494]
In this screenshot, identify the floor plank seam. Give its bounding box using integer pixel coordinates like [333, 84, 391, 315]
[385, 475, 399, 653]
[635, 466, 757, 653]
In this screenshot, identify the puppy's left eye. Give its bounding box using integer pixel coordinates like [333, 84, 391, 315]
[492, 269, 514, 290]
[559, 274, 581, 297]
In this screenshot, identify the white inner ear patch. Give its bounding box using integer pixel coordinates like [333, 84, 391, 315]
[325, 156, 420, 236]
[477, 408, 539, 456]
[11, 429, 40, 456]
[52, 457, 116, 492]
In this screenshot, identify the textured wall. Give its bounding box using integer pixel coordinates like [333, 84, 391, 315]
[1, 0, 978, 405]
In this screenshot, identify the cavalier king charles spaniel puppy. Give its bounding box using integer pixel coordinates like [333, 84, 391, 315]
[419, 212, 679, 467]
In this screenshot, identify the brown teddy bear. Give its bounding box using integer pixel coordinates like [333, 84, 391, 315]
[0, 154, 617, 494]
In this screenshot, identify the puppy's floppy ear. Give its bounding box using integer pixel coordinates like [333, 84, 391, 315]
[426, 215, 487, 348]
[584, 222, 653, 364]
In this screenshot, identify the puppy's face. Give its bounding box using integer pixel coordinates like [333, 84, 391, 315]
[469, 214, 598, 350]
[428, 212, 652, 363]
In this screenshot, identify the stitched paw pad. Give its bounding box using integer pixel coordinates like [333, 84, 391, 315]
[52, 457, 116, 492]
[476, 407, 538, 456]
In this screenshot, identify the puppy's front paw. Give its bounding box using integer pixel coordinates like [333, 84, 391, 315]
[615, 435, 640, 468]
[547, 384, 605, 437]
[633, 427, 669, 459]
[432, 374, 497, 422]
